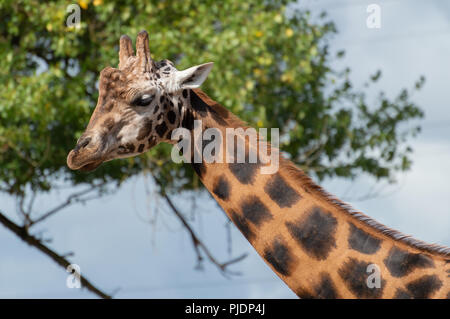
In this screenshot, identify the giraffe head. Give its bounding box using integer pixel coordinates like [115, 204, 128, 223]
[67, 30, 213, 171]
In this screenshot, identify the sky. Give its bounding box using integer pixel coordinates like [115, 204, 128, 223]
[1, 0, 449, 298]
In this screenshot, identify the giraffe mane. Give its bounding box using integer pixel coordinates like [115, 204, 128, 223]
[194, 88, 450, 259]
[281, 160, 450, 258]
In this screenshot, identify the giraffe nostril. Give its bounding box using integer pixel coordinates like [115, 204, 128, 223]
[80, 137, 91, 148]
[75, 137, 91, 151]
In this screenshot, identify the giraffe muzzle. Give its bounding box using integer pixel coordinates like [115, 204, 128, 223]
[67, 141, 104, 172]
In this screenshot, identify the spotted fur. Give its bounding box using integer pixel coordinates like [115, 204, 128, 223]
[263, 237, 295, 276]
[286, 206, 337, 260]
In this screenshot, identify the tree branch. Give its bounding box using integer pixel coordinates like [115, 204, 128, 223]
[0, 211, 111, 299]
[149, 174, 247, 277]
[29, 182, 108, 226]
[162, 192, 247, 277]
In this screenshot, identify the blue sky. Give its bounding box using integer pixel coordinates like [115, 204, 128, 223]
[1, 0, 449, 298]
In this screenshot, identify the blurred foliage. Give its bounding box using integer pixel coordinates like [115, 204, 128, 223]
[0, 0, 424, 197]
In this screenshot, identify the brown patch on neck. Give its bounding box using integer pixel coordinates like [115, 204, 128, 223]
[190, 89, 244, 129]
[280, 158, 450, 258]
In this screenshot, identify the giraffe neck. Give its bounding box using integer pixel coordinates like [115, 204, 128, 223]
[179, 89, 450, 299]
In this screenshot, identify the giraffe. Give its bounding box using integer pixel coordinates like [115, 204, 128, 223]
[67, 31, 450, 298]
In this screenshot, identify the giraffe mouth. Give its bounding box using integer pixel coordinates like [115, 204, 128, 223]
[67, 149, 104, 172]
[78, 160, 103, 172]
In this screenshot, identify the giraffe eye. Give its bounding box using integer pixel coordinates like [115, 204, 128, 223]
[134, 94, 154, 106]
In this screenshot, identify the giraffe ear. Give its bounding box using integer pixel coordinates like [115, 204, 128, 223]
[176, 62, 214, 90]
